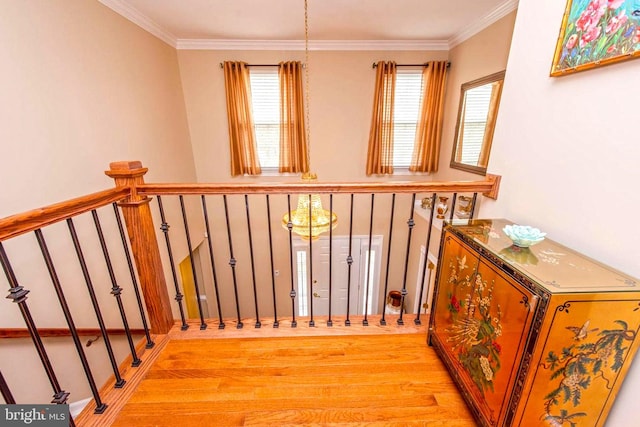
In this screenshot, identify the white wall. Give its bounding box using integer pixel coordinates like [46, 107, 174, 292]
[0, 0, 196, 405]
[0, 0, 201, 323]
[0, 1, 196, 218]
[481, 0, 640, 424]
[437, 11, 516, 181]
[178, 49, 448, 183]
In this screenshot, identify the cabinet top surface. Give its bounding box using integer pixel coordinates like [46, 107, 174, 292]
[446, 218, 639, 293]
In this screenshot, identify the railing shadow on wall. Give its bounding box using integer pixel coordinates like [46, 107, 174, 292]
[0, 160, 500, 422]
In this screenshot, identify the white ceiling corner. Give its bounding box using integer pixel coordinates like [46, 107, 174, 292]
[98, 0, 177, 47]
[448, 0, 519, 48]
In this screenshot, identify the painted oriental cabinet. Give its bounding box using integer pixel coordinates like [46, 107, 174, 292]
[428, 219, 640, 427]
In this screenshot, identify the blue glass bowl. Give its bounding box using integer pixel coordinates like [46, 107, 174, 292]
[503, 225, 546, 248]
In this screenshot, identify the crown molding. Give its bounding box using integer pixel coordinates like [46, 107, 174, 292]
[100, 0, 516, 52]
[448, 0, 519, 48]
[98, 0, 177, 47]
[176, 39, 450, 51]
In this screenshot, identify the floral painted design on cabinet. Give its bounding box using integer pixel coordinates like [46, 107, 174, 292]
[541, 318, 637, 426]
[445, 254, 503, 395]
[432, 233, 539, 425]
[430, 221, 640, 427]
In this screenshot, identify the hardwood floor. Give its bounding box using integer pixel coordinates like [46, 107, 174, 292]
[110, 326, 476, 426]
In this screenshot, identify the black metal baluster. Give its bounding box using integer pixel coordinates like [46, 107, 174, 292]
[345, 194, 354, 327]
[91, 210, 141, 366]
[201, 196, 225, 330]
[265, 195, 279, 328]
[380, 193, 396, 326]
[223, 195, 243, 329]
[415, 193, 437, 325]
[157, 195, 188, 330]
[67, 218, 124, 388]
[470, 193, 479, 219]
[179, 195, 207, 330]
[362, 194, 375, 326]
[0, 242, 74, 410]
[398, 193, 416, 326]
[0, 370, 15, 404]
[112, 204, 154, 348]
[244, 195, 261, 328]
[327, 194, 334, 327]
[308, 194, 315, 327]
[34, 231, 106, 415]
[286, 195, 297, 328]
[449, 193, 457, 221]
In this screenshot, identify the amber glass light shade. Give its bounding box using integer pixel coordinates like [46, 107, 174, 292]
[282, 174, 338, 240]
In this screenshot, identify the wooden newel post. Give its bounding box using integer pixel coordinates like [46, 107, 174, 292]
[106, 161, 174, 334]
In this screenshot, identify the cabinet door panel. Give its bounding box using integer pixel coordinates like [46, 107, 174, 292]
[518, 298, 640, 427]
[432, 235, 537, 426]
[432, 235, 481, 352]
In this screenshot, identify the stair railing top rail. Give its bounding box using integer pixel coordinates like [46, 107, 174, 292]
[0, 187, 131, 241]
[0, 174, 501, 242]
[138, 175, 501, 197]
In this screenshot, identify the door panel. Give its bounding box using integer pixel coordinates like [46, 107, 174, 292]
[295, 236, 383, 318]
[312, 238, 360, 316]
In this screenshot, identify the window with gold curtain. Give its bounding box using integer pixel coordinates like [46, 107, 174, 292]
[366, 61, 396, 176]
[410, 61, 449, 173]
[278, 61, 309, 173]
[223, 61, 262, 176]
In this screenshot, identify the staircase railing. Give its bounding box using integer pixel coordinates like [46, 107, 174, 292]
[0, 160, 500, 422]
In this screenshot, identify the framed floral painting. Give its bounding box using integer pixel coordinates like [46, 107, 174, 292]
[550, 0, 640, 76]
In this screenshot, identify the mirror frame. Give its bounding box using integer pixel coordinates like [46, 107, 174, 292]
[450, 70, 505, 175]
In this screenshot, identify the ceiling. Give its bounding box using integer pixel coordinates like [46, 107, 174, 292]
[99, 0, 518, 50]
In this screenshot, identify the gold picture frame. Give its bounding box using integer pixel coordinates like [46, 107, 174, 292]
[550, 0, 640, 77]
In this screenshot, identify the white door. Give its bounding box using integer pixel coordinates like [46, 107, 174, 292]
[294, 236, 382, 317]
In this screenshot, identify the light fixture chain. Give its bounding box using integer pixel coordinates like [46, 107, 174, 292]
[304, 0, 311, 171]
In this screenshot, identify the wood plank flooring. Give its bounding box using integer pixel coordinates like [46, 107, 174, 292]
[110, 331, 476, 426]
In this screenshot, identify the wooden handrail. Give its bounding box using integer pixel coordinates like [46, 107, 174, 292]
[0, 187, 131, 241]
[0, 172, 500, 243]
[0, 328, 146, 339]
[138, 175, 501, 197]
[0, 160, 501, 339]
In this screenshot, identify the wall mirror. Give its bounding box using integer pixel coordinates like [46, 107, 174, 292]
[450, 70, 505, 175]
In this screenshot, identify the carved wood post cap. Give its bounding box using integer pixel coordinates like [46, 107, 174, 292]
[105, 161, 149, 204]
[105, 161, 148, 179]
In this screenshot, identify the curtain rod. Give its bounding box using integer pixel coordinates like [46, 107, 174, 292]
[371, 62, 451, 69]
[219, 63, 306, 68]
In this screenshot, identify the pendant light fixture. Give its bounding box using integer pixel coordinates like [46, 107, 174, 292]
[282, 0, 337, 240]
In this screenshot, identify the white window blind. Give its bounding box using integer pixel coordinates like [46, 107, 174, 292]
[459, 84, 492, 164]
[393, 71, 424, 168]
[249, 69, 280, 169]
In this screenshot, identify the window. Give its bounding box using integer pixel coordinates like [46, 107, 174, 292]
[249, 69, 280, 170]
[296, 250, 308, 316]
[393, 70, 424, 169]
[458, 84, 492, 164]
